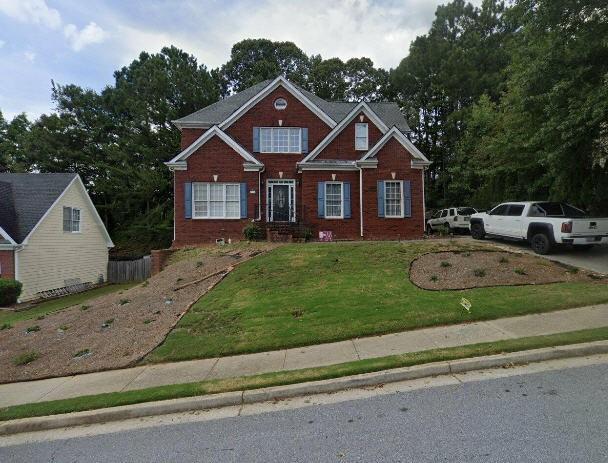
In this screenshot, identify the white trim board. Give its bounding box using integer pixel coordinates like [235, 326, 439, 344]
[166, 126, 263, 166]
[219, 76, 336, 130]
[300, 102, 390, 163]
[0, 225, 16, 245]
[20, 175, 114, 248]
[359, 127, 431, 165]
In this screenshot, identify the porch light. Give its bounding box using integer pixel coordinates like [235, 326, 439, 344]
[332, 173, 336, 181]
[278, 119, 283, 126]
[391, 172, 396, 179]
[279, 171, 284, 179]
[213, 174, 219, 182]
[359, 115, 364, 122]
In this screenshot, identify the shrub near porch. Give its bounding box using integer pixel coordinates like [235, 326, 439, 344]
[146, 242, 608, 363]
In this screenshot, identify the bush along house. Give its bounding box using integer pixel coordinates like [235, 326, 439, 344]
[165, 76, 431, 244]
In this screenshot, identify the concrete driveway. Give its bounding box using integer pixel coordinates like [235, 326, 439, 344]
[484, 239, 608, 275]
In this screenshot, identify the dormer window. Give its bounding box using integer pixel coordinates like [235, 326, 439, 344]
[274, 98, 287, 110]
[355, 123, 368, 150]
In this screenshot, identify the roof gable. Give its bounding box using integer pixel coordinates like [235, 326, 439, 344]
[360, 127, 431, 165]
[300, 102, 390, 163]
[0, 173, 114, 247]
[166, 126, 263, 168]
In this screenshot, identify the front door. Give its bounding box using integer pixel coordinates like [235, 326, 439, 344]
[272, 184, 290, 221]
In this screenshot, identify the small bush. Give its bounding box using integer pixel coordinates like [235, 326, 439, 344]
[243, 223, 264, 241]
[26, 325, 40, 333]
[104, 318, 114, 325]
[514, 268, 527, 275]
[1, 322, 12, 330]
[119, 298, 131, 305]
[0, 278, 22, 306]
[301, 228, 313, 242]
[430, 275, 439, 282]
[74, 349, 91, 358]
[143, 318, 155, 324]
[473, 268, 486, 277]
[80, 305, 89, 311]
[36, 315, 45, 320]
[13, 351, 39, 366]
[498, 256, 509, 264]
[59, 325, 69, 331]
[195, 261, 203, 268]
[440, 261, 452, 268]
[462, 251, 472, 257]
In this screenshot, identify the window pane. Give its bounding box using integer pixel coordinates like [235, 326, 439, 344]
[275, 128, 289, 152]
[260, 128, 272, 152]
[325, 183, 342, 217]
[194, 201, 207, 217]
[385, 181, 402, 217]
[225, 184, 239, 201]
[210, 184, 223, 201]
[226, 201, 240, 218]
[355, 123, 368, 137]
[289, 128, 300, 152]
[193, 183, 207, 201]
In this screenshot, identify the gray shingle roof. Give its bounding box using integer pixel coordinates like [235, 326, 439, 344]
[0, 173, 77, 243]
[173, 79, 410, 133]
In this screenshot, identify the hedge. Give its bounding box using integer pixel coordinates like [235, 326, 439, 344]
[0, 279, 22, 306]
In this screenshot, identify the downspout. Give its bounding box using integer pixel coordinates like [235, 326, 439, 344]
[14, 245, 22, 302]
[359, 166, 364, 238]
[257, 167, 265, 221]
[422, 169, 426, 232]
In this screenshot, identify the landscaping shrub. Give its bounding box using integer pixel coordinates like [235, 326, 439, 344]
[301, 227, 313, 242]
[0, 279, 22, 306]
[473, 268, 487, 277]
[13, 351, 39, 366]
[243, 223, 264, 241]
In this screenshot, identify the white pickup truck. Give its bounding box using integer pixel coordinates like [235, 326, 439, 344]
[469, 201, 608, 254]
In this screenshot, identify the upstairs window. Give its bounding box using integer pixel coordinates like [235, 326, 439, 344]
[355, 123, 368, 150]
[260, 127, 301, 153]
[63, 207, 81, 233]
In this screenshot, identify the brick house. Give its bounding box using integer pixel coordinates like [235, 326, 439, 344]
[165, 76, 431, 245]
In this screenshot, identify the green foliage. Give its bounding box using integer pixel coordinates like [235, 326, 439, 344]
[242, 223, 264, 241]
[0, 278, 22, 305]
[514, 268, 527, 276]
[26, 325, 40, 333]
[473, 268, 486, 277]
[13, 351, 40, 366]
[440, 261, 452, 268]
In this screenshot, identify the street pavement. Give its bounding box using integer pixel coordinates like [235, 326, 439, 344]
[2, 356, 607, 462]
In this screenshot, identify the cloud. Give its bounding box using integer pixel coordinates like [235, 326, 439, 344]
[64, 22, 106, 51]
[0, 0, 61, 29]
[0, 40, 5, 48]
[23, 51, 36, 62]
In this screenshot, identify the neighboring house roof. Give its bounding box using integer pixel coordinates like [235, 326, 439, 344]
[0, 173, 114, 247]
[172, 77, 411, 133]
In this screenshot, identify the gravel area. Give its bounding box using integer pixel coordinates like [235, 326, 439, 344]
[0, 243, 278, 383]
[410, 250, 602, 290]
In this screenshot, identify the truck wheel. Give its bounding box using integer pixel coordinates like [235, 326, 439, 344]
[471, 223, 485, 240]
[531, 233, 552, 255]
[426, 224, 433, 234]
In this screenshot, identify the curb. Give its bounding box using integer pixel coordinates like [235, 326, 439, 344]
[2, 340, 608, 436]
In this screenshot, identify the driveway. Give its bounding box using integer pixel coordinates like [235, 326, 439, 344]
[483, 238, 608, 275]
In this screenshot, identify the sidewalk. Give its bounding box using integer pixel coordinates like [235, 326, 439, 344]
[1, 304, 607, 408]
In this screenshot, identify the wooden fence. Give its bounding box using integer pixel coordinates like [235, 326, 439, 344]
[107, 256, 151, 283]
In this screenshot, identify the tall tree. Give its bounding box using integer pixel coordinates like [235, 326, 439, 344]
[0, 111, 31, 172]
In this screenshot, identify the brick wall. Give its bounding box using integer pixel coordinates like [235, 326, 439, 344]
[0, 250, 15, 279]
[173, 136, 259, 247]
[361, 138, 424, 240]
[180, 128, 206, 150]
[151, 249, 174, 275]
[316, 112, 383, 161]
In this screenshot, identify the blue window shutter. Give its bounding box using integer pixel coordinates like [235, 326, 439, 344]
[377, 181, 385, 217]
[317, 182, 325, 218]
[404, 180, 412, 217]
[302, 128, 309, 153]
[343, 182, 351, 218]
[253, 127, 260, 152]
[240, 183, 248, 218]
[184, 182, 192, 219]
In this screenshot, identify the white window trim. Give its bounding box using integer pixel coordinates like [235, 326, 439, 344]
[384, 180, 404, 218]
[324, 181, 344, 219]
[355, 123, 369, 151]
[71, 208, 81, 233]
[260, 127, 302, 153]
[192, 183, 241, 220]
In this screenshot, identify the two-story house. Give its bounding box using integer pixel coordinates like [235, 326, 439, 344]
[165, 76, 430, 245]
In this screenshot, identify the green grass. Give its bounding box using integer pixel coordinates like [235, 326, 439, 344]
[146, 242, 608, 363]
[0, 283, 137, 326]
[2, 327, 607, 422]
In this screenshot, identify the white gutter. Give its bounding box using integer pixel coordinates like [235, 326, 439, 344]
[422, 169, 426, 232]
[359, 167, 364, 237]
[257, 167, 265, 221]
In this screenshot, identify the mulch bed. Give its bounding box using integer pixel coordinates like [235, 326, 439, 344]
[410, 250, 601, 290]
[0, 243, 278, 383]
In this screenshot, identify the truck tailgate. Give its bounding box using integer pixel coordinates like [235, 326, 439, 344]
[571, 218, 608, 236]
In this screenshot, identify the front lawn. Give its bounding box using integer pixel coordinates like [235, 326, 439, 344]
[147, 241, 608, 363]
[0, 283, 136, 327]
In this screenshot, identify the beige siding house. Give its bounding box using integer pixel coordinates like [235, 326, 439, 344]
[0, 173, 113, 302]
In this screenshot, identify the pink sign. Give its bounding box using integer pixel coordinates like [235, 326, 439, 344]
[319, 231, 333, 242]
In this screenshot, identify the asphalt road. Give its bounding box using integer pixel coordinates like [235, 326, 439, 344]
[2, 361, 608, 462]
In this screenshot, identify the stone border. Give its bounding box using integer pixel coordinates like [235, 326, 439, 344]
[2, 340, 607, 436]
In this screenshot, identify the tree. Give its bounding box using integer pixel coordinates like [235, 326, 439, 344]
[216, 39, 310, 95]
[0, 111, 31, 172]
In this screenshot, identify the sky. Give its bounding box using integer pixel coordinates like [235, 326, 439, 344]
[0, 0, 476, 121]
